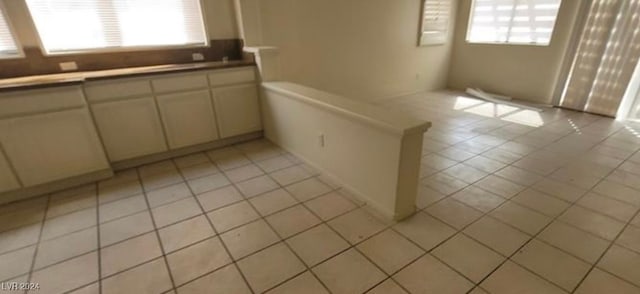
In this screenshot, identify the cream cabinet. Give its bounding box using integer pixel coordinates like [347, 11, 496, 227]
[0, 148, 20, 193]
[91, 97, 168, 161]
[212, 84, 262, 138]
[0, 109, 109, 187]
[156, 90, 220, 149]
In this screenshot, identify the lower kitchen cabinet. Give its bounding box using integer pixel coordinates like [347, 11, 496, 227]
[0, 109, 109, 187]
[0, 148, 20, 193]
[212, 84, 262, 138]
[156, 90, 220, 149]
[92, 97, 168, 161]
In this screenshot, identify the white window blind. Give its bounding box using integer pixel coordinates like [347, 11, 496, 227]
[0, 3, 21, 59]
[467, 0, 562, 45]
[420, 0, 451, 45]
[25, 0, 207, 54]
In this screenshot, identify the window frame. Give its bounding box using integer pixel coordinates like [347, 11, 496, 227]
[465, 0, 562, 47]
[419, 0, 451, 46]
[27, 0, 210, 56]
[0, 0, 24, 59]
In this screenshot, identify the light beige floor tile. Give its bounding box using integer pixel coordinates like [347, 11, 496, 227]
[141, 170, 184, 192]
[158, 215, 215, 253]
[537, 221, 610, 263]
[286, 224, 349, 266]
[433, 234, 504, 282]
[179, 162, 220, 180]
[313, 249, 386, 294]
[98, 180, 143, 204]
[593, 180, 640, 206]
[0, 245, 35, 282]
[206, 146, 241, 162]
[220, 220, 280, 260]
[250, 189, 298, 216]
[416, 185, 446, 209]
[422, 153, 459, 170]
[146, 183, 192, 208]
[598, 245, 640, 286]
[99, 195, 147, 223]
[511, 188, 571, 217]
[607, 169, 640, 191]
[617, 225, 640, 253]
[394, 254, 473, 294]
[266, 271, 329, 294]
[235, 175, 280, 198]
[452, 186, 506, 212]
[559, 206, 625, 241]
[550, 167, 602, 190]
[138, 161, 177, 178]
[1, 275, 27, 294]
[474, 175, 526, 198]
[34, 227, 97, 269]
[100, 232, 162, 277]
[367, 279, 408, 294]
[177, 264, 251, 294]
[47, 188, 96, 219]
[256, 155, 296, 173]
[214, 153, 252, 171]
[481, 261, 566, 294]
[328, 208, 386, 244]
[224, 164, 265, 183]
[151, 197, 202, 228]
[463, 216, 530, 256]
[305, 191, 357, 221]
[100, 211, 154, 247]
[187, 173, 231, 195]
[195, 185, 244, 212]
[393, 212, 456, 250]
[437, 146, 476, 162]
[465, 155, 507, 173]
[67, 282, 99, 294]
[443, 163, 490, 184]
[174, 152, 210, 168]
[513, 239, 590, 291]
[532, 178, 586, 203]
[426, 198, 483, 230]
[270, 165, 313, 186]
[495, 166, 543, 186]
[29, 252, 98, 294]
[285, 178, 332, 202]
[468, 286, 490, 294]
[575, 268, 640, 294]
[207, 201, 259, 232]
[166, 237, 231, 286]
[490, 201, 551, 235]
[266, 205, 321, 238]
[0, 224, 40, 255]
[578, 192, 638, 222]
[483, 147, 524, 164]
[357, 229, 424, 274]
[422, 173, 469, 195]
[238, 243, 306, 293]
[41, 208, 97, 240]
[101, 258, 172, 294]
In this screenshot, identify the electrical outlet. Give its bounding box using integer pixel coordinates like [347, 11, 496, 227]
[192, 53, 204, 61]
[59, 61, 78, 71]
[318, 134, 325, 147]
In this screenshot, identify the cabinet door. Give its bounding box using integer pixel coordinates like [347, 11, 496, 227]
[0, 109, 109, 187]
[156, 90, 219, 149]
[0, 148, 20, 193]
[211, 84, 262, 138]
[92, 97, 168, 161]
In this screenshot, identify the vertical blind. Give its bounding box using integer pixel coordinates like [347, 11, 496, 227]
[0, 4, 20, 58]
[25, 0, 207, 54]
[420, 0, 450, 45]
[467, 0, 562, 45]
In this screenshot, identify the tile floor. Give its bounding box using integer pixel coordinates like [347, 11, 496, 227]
[1, 91, 640, 293]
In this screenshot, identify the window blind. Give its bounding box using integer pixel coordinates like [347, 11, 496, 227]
[420, 0, 451, 45]
[0, 4, 20, 58]
[25, 0, 207, 54]
[467, 0, 562, 45]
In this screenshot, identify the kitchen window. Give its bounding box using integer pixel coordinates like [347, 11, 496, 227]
[419, 0, 451, 46]
[466, 0, 562, 45]
[25, 0, 208, 54]
[0, 2, 21, 59]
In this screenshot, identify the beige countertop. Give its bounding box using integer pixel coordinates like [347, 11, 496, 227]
[0, 60, 255, 91]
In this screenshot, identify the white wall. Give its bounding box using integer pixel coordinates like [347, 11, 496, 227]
[252, 0, 458, 102]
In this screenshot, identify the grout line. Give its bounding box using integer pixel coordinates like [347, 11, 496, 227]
[23, 195, 50, 294]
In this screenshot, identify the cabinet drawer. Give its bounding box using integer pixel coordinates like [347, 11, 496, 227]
[85, 78, 152, 102]
[0, 86, 85, 118]
[208, 67, 256, 87]
[152, 72, 209, 93]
